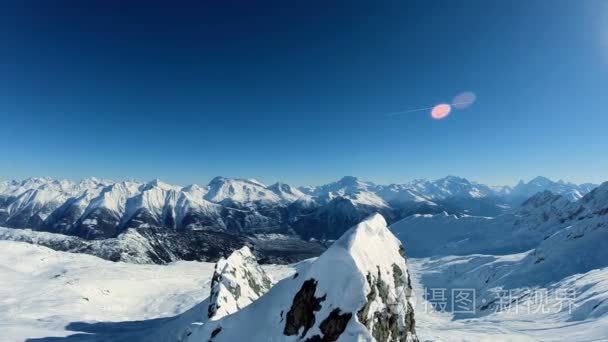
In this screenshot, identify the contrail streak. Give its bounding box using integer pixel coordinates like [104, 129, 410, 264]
[387, 106, 436, 116]
[387, 101, 473, 117]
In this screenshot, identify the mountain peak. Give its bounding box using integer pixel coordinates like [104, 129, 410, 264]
[207, 246, 273, 321]
[338, 176, 374, 187]
[339, 175, 360, 183]
[143, 178, 177, 191]
[187, 213, 418, 341]
[440, 175, 470, 184]
[529, 176, 553, 185]
[245, 178, 266, 187]
[208, 176, 228, 186]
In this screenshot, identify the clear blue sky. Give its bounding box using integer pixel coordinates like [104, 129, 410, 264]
[1, 1, 607, 186]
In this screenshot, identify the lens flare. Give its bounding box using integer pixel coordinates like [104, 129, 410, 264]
[431, 104, 451, 120]
[452, 91, 476, 109]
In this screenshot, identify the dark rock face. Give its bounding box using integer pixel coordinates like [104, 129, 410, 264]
[72, 207, 123, 239]
[210, 326, 222, 338]
[207, 270, 223, 319]
[284, 278, 326, 337]
[305, 308, 353, 342]
[357, 267, 418, 342]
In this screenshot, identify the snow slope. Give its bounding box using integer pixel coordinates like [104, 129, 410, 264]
[408, 257, 608, 341]
[388, 182, 608, 340]
[390, 190, 576, 257]
[0, 240, 216, 341]
[3, 214, 608, 341]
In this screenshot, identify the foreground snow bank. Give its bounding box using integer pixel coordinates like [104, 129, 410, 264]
[187, 213, 418, 342]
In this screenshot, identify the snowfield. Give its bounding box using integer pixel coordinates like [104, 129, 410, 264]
[0, 240, 215, 341]
[2, 238, 608, 341]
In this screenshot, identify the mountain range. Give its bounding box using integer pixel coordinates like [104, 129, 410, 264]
[0, 175, 598, 264]
[392, 180, 608, 323]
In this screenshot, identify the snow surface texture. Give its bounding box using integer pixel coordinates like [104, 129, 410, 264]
[186, 213, 418, 342]
[4, 239, 608, 341]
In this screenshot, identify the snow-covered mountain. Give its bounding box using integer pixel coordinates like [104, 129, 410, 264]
[405, 182, 608, 325]
[391, 192, 571, 257]
[391, 181, 607, 258]
[0, 175, 599, 264]
[507, 176, 597, 203]
[185, 213, 419, 342]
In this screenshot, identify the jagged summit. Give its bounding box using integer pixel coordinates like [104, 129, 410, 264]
[186, 213, 418, 341]
[143, 179, 181, 191]
[510, 176, 595, 202]
[207, 246, 273, 321]
[0, 175, 601, 263]
[438, 175, 471, 184]
[267, 182, 311, 203]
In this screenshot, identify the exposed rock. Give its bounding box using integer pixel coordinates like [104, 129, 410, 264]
[283, 278, 326, 337]
[306, 308, 353, 342]
[207, 246, 273, 320]
[184, 213, 419, 342]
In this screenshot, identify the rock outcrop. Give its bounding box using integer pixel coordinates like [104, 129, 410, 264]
[207, 246, 273, 320]
[187, 213, 419, 342]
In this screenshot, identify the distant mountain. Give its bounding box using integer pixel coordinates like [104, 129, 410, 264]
[506, 176, 597, 204]
[401, 182, 608, 320]
[0, 175, 599, 263]
[391, 181, 607, 258]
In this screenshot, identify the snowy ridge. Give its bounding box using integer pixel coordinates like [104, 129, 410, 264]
[509, 176, 597, 203]
[0, 175, 600, 261]
[186, 213, 418, 342]
[391, 181, 608, 258]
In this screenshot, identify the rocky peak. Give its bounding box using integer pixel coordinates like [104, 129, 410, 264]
[207, 246, 273, 321]
[188, 213, 418, 341]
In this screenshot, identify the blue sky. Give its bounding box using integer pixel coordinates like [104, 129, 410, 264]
[1, 1, 607, 186]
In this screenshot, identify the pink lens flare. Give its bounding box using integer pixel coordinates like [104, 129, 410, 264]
[452, 91, 476, 109]
[431, 103, 451, 120]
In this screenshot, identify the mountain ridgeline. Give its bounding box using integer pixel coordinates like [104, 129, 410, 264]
[0, 175, 597, 264]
